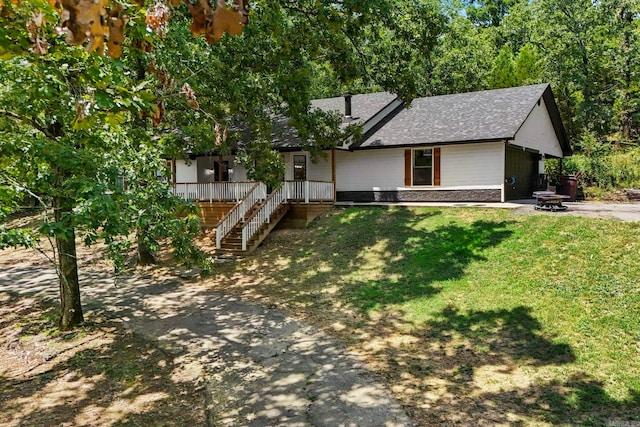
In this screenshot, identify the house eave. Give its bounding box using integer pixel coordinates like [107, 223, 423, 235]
[349, 138, 513, 151]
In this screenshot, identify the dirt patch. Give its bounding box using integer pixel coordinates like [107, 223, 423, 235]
[0, 293, 207, 427]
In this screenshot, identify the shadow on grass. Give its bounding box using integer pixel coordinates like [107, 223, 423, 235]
[424, 305, 575, 366]
[345, 215, 514, 310]
[372, 304, 640, 425]
[246, 206, 514, 312]
[225, 207, 640, 425]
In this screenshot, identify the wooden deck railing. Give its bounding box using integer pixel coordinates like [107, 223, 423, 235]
[237, 181, 334, 251]
[241, 186, 287, 251]
[215, 182, 267, 249]
[173, 181, 258, 202]
[174, 180, 335, 250]
[284, 180, 335, 202]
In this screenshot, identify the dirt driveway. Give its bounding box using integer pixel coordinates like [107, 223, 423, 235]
[0, 265, 411, 427]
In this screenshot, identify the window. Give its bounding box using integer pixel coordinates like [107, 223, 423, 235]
[293, 155, 307, 180]
[413, 149, 433, 185]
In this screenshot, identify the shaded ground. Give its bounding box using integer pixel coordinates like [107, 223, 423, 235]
[0, 264, 410, 427]
[1, 204, 639, 426]
[0, 293, 206, 427]
[203, 207, 640, 426]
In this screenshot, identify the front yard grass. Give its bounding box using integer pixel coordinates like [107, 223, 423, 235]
[211, 207, 640, 426]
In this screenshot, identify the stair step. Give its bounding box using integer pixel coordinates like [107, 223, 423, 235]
[220, 242, 242, 249]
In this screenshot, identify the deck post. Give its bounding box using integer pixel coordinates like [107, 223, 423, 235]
[305, 180, 310, 203]
[209, 182, 213, 203]
[241, 227, 247, 251]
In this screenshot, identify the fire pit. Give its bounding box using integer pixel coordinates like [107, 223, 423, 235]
[532, 191, 571, 211]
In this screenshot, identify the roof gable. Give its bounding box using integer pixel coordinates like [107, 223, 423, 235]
[355, 84, 558, 149]
[272, 84, 571, 156]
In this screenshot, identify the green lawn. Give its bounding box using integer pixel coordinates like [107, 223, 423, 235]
[213, 207, 640, 426]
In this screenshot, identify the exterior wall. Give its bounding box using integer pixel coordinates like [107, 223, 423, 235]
[440, 142, 504, 186]
[196, 155, 236, 182]
[175, 159, 197, 183]
[175, 153, 327, 183]
[335, 143, 504, 202]
[283, 151, 332, 181]
[336, 148, 405, 191]
[513, 98, 564, 158]
[231, 162, 248, 181]
[175, 157, 249, 182]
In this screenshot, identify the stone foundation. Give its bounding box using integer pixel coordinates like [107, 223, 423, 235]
[337, 189, 502, 203]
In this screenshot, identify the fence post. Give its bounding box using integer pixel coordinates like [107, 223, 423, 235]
[305, 181, 310, 203]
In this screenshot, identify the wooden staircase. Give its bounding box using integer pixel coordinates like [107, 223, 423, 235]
[212, 180, 334, 256]
[216, 201, 290, 255]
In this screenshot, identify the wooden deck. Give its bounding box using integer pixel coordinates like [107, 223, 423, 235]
[197, 201, 332, 230]
[277, 202, 334, 229]
[178, 181, 334, 254]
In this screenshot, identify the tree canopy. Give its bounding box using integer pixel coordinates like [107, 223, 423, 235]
[2, 0, 640, 329]
[0, 0, 445, 329]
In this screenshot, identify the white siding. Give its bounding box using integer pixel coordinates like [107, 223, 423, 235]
[231, 162, 248, 181]
[336, 149, 405, 191]
[440, 142, 504, 187]
[284, 151, 332, 181]
[336, 144, 504, 192]
[282, 153, 292, 180]
[175, 159, 197, 183]
[308, 152, 332, 181]
[513, 98, 564, 158]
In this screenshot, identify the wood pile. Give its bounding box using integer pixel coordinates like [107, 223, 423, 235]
[625, 189, 640, 201]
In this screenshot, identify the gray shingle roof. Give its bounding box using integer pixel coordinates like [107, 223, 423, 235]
[355, 84, 552, 149]
[270, 92, 397, 150]
[266, 84, 570, 155]
[311, 92, 397, 124]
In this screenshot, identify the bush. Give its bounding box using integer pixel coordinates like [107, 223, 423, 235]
[561, 133, 640, 190]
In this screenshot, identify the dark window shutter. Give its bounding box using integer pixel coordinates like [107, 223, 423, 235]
[434, 147, 441, 186]
[404, 149, 412, 186]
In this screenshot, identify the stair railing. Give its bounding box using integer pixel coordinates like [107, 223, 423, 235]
[215, 182, 267, 249]
[240, 185, 288, 251]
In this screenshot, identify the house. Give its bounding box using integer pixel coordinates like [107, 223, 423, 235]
[170, 83, 570, 253]
[294, 83, 570, 203]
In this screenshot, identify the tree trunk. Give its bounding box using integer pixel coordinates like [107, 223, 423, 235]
[137, 230, 156, 266]
[54, 198, 84, 330]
